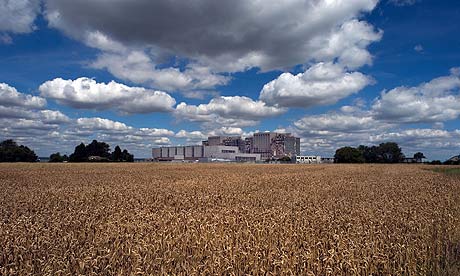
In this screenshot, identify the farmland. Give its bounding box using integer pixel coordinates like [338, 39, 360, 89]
[1, 163, 459, 275]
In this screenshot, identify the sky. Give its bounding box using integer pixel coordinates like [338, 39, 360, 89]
[1, 0, 460, 160]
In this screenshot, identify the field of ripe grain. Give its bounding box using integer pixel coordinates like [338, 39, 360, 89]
[1, 164, 459, 275]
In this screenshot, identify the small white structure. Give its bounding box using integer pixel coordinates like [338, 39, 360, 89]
[295, 155, 322, 164]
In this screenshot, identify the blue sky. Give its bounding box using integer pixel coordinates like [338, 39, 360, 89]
[1, 0, 460, 159]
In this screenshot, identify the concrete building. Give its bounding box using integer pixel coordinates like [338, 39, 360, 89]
[223, 137, 246, 153]
[285, 136, 301, 157]
[207, 136, 226, 146]
[270, 133, 301, 158]
[193, 145, 204, 158]
[185, 146, 194, 158]
[152, 133, 300, 162]
[252, 132, 301, 159]
[203, 146, 261, 162]
[253, 132, 278, 159]
[153, 146, 199, 161]
[245, 137, 253, 153]
[152, 148, 161, 159]
[204, 136, 246, 153]
[161, 147, 168, 158]
[168, 147, 176, 158]
[152, 145, 261, 162]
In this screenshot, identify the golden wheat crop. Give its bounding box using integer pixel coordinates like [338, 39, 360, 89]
[0, 163, 459, 275]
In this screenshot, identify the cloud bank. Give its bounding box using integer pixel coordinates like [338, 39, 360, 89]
[39, 77, 176, 114]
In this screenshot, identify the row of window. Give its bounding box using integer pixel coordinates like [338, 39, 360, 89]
[296, 156, 319, 160]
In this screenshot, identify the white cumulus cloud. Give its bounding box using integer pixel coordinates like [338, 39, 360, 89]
[372, 69, 460, 123]
[294, 113, 380, 134]
[76, 117, 132, 132]
[0, 83, 46, 109]
[175, 96, 286, 129]
[39, 77, 176, 114]
[209, 127, 244, 136]
[260, 62, 372, 108]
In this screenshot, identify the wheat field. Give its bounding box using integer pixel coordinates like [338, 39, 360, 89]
[0, 163, 459, 275]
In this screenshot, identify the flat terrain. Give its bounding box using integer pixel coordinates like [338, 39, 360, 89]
[0, 164, 459, 275]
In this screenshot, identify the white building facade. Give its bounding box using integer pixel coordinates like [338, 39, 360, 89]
[295, 156, 322, 164]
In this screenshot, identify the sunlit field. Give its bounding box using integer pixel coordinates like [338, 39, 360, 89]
[1, 163, 459, 275]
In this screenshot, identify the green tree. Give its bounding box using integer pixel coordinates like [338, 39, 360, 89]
[50, 152, 64, 162]
[86, 140, 111, 158]
[413, 152, 426, 161]
[112, 146, 122, 161]
[69, 143, 88, 162]
[0, 140, 38, 162]
[68, 141, 134, 162]
[358, 145, 381, 163]
[49, 152, 69, 162]
[121, 149, 134, 162]
[69, 140, 112, 162]
[336, 142, 405, 164]
[377, 142, 405, 163]
[334, 147, 365, 163]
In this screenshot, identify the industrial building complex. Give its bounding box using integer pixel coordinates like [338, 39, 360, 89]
[152, 132, 302, 162]
[152, 132, 335, 163]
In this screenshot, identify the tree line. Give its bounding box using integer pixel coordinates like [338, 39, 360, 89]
[0, 139, 134, 162]
[335, 142, 405, 163]
[334, 142, 435, 164]
[63, 140, 134, 162]
[0, 140, 38, 162]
